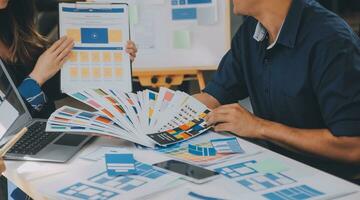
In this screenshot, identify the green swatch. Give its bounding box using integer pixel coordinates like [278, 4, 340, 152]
[249, 158, 289, 173]
[173, 30, 191, 49]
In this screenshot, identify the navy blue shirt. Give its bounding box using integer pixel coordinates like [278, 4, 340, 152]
[204, 0, 360, 137]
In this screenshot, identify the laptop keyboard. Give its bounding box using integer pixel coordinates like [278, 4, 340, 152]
[7, 121, 59, 155]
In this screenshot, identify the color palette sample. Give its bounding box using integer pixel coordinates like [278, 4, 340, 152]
[47, 87, 212, 148]
[263, 185, 324, 200]
[147, 111, 210, 146]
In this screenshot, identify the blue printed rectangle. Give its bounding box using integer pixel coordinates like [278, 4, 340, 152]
[263, 185, 324, 200]
[238, 173, 296, 192]
[81, 28, 108, 44]
[188, 144, 216, 156]
[62, 7, 124, 13]
[105, 153, 136, 176]
[172, 8, 197, 20]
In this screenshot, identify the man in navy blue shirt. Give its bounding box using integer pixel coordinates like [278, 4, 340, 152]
[195, 0, 360, 180]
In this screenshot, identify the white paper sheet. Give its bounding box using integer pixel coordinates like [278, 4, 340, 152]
[59, 3, 132, 93]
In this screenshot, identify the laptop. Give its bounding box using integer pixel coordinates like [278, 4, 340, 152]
[0, 59, 93, 162]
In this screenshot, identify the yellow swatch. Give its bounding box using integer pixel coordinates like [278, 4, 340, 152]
[91, 52, 100, 63]
[79, 51, 89, 62]
[81, 68, 90, 78]
[93, 67, 101, 79]
[114, 67, 123, 78]
[103, 52, 112, 62]
[108, 30, 122, 43]
[69, 67, 78, 78]
[68, 51, 78, 62]
[66, 29, 81, 42]
[103, 67, 113, 79]
[114, 53, 123, 63]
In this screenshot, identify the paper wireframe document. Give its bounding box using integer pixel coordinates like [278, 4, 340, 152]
[59, 3, 132, 93]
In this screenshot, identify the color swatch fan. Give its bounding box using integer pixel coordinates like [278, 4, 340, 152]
[46, 88, 211, 147]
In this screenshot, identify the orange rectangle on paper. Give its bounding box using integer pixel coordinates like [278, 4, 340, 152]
[102, 109, 114, 118]
[102, 52, 112, 62]
[69, 51, 78, 62]
[91, 52, 100, 62]
[108, 30, 122, 42]
[96, 116, 111, 124]
[103, 67, 113, 79]
[179, 124, 190, 131]
[114, 68, 123, 78]
[79, 51, 89, 62]
[149, 108, 154, 117]
[66, 29, 81, 42]
[69, 67, 78, 78]
[114, 53, 123, 62]
[81, 68, 90, 78]
[179, 133, 190, 139]
[92, 67, 101, 79]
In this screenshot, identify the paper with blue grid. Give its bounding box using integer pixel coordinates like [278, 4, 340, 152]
[44, 156, 179, 200]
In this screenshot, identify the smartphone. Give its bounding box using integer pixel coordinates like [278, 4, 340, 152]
[153, 160, 219, 184]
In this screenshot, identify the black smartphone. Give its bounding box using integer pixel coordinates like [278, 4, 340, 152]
[153, 160, 219, 184]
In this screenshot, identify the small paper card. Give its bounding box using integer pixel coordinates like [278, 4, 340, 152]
[210, 137, 245, 154]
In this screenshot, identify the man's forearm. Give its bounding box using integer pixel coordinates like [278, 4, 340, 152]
[258, 119, 360, 164]
[193, 92, 221, 109]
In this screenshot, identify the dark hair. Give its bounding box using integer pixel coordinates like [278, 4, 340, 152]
[0, 0, 48, 64]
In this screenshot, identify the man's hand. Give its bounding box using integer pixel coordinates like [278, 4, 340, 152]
[206, 103, 265, 139]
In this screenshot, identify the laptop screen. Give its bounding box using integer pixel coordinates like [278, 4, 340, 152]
[0, 60, 31, 145]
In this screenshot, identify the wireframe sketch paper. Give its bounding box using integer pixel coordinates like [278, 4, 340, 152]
[59, 3, 132, 93]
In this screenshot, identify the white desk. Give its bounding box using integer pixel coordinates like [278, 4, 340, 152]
[3, 132, 360, 200]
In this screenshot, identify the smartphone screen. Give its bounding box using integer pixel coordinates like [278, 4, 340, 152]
[153, 160, 219, 180]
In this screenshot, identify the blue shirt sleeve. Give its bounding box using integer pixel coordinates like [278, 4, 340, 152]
[203, 30, 249, 105]
[312, 36, 360, 137]
[17, 77, 47, 111]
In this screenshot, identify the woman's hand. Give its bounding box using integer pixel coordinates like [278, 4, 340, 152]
[126, 40, 137, 62]
[29, 36, 74, 86]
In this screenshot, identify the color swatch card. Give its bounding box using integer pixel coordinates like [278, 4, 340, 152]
[105, 151, 136, 176]
[59, 3, 132, 93]
[211, 137, 245, 154]
[46, 87, 211, 148]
